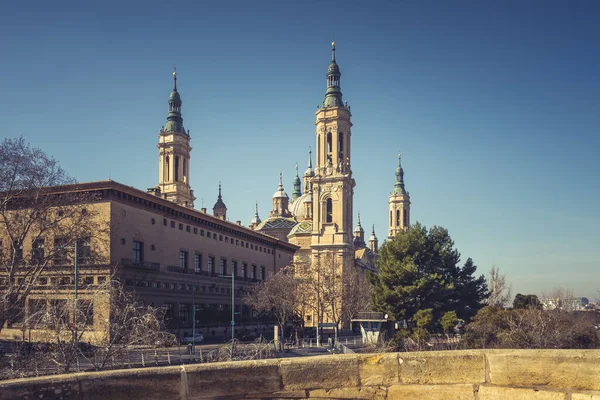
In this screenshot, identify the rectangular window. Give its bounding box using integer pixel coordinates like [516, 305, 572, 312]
[219, 235, 223, 241]
[260, 266, 266, 281]
[13, 240, 23, 262]
[84, 276, 94, 285]
[164, 302, 175, 323]
[53, 237, 69, 265]
[171, 221, 175, 228]
[207, 256, 215, 274]
[194, 253, 201, 273]
[242, 263, 248, 279]
[77, 237, 91, 264]
[179, 223, 183, 230]
[179, 303, 190, 324]
[252, 265, 257, 279]
[232, 261, 238, 277]
[163, 218, 167, 226]
[220, 258, 226, 275]
[193, 227, 198, 234]
[32, 239, 45, 263]
[186, 225, 190, 232]
[200, 229, 205, 236]
[78, 300, 94, 326]
[132, 240, 143, 263]
[180, 250, 188, 271]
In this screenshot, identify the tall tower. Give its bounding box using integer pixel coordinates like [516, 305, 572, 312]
[292, 163, 302, 202]
[311, 42, 355, 249]
[388, 153, 411, 239]
[213, 182, 227, 220]
[157, 69, 195, 208]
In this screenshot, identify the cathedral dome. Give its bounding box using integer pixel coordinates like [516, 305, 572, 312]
[289, 192, 311, 219]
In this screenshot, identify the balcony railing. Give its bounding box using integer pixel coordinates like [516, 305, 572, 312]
[167, 265, 189, 273]
[194, 270, 210, 276]
[121, 258, 160, 271]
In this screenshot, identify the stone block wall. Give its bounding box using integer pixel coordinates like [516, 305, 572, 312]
[3, 350, 600, 399]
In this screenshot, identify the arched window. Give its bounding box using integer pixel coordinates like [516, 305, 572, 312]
[183, 158, 187, 180]
[396, 210, 400, 226]
[338, 132, 344, 161]
[165, 156, 170, 182]
[390, 210, 392, 226]
[326, 198, 333, 223]
[175, 156, 180, 182]
[403, 209, 408, 226]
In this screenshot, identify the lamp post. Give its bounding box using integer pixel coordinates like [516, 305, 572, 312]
[191, 284, 196, 354]
[219, 272, 235, 341]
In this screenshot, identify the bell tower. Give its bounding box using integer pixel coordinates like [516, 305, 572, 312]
[311, 42, 355, 248]
[388, 153, 411, 239]
[157, 69, 195, 208]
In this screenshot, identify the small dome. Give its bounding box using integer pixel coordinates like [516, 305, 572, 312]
[169, 90, 181, 102]
[327, 60, 340, 76]
[213, 198, 226, 210]
[289, 192, 311, 219]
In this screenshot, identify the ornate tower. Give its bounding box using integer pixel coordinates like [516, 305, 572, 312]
[311, 42, 355, 252]
[369, 224, 378, 253]
[388, 153, 411, 239]
[213, 182, 227, 220]
[157, 69, 195, 208]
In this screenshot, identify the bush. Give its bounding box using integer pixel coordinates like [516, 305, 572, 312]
[463, 306, 599, 349]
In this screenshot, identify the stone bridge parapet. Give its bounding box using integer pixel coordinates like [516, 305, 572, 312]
[2, 349, 600, 399]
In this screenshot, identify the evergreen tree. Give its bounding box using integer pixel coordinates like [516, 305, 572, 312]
[368, 222, 488, 327]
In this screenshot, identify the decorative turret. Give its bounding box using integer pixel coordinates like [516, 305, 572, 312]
[323, 42, 344, 108]
[270, 172, 292, 218]
[292, 163, 302, 202]
[213, 182, 227, 220]
[388, 153, 411, 239]
[303, 149, 314, 194]
[353, 212, 366, 248]
[369, 224, 378, 253]
[249, 202, 262, 230]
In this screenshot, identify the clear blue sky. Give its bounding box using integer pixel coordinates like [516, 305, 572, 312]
[1, 0, 598, 299]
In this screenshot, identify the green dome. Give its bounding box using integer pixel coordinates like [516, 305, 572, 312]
[169, 90, 181, 102]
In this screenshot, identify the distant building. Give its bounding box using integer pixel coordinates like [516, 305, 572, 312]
[540, 297, 590, 311]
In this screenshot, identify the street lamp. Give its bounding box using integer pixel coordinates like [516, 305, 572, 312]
[218, 272, 236, 341]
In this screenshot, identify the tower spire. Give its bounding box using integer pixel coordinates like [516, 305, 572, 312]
[393, 153, 407, 195]
[323, 42, 343, 108]
[173, 66, 177, 91]
[212, 181, 227, 220]
[164, 68, 185, 134]
[292, 162, 302, 201]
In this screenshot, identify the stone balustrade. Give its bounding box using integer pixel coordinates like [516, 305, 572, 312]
[2, 349, 600, 399]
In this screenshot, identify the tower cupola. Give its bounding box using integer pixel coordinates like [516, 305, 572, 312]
[164, 68, 186, 134]
[249, 202, 262, 230]
[353, 212, 365, 247]
[213, 182, 227, 220]
[323, 42, 344, 108]
[369, 224, 379, 253]
[292, 163, 302, 202]
[270, 172, 292, 218]
[393, 153, 407, 195]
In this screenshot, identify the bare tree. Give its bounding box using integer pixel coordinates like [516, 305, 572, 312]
[485, 265, 512, 308]
[0, 137, 107, 332]
[341, 265, 372, 325]
[244, 266, 300, 342]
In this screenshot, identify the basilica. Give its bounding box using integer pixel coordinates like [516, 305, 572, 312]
[153, 42, 412, 326]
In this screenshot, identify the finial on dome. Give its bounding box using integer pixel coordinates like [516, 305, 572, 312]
[279, 171, 283, 186]
[173, 66, 177, 90]
[331, 41, 336, 61]
[398, 152, 402, 166]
